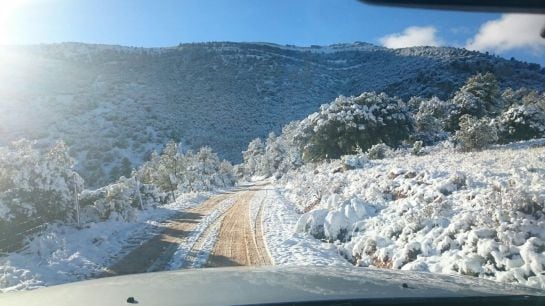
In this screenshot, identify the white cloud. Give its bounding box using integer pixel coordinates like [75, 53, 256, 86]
[466, 14, 545, 53]
[379, 26, 442, 49]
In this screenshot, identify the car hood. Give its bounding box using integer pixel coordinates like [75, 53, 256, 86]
[0, 265, 543, 305]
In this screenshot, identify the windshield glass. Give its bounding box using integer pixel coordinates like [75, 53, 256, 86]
[0, 0, 545, 298]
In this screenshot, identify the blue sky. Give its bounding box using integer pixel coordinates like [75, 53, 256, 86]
[1, 0, 544, 65]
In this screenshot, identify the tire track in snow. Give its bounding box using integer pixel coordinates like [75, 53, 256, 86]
[207, 190, 272, 267]
[101, 193, 232, 276]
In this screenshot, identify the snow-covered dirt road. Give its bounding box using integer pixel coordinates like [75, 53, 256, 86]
[207, 189, 272, 267]
[103, 185, 272, 276]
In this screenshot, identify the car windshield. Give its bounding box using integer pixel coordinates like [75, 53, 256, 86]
[0, 0, 545, 298]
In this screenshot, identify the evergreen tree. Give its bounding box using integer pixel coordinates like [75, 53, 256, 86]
[446, 73, 502, 131]
[298, 92, 413, 162]
[454, 115, 498, 151]
[497, 91, 545, 143]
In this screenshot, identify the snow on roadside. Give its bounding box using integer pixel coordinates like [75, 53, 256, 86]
[278, 141, 545, 289]
[260, 187, 351, 267]
[0, 192, 211, 292]
[189, 224, 221, 268]
[167, 197, 235, 270]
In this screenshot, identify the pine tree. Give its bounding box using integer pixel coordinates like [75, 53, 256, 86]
[454, 115, 498, 151]
[446, 73, 502, 131]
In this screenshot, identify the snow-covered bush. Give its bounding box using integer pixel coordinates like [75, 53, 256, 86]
[240, 122, 303, 180]
[411, 141, 424, 156]
[341, 154, 368, 170]
[282, 142, 545, 289]
[0, 140, 83, 251]
[297, 92, 413, 162]
[137, 142, 234, 196]
[367, 143, 392, 160]
[79, 176, 165, 223]
[79, 143, 235, 223]
[454, 115, 498, 151]
[262, 131, 303, 178]
[187, 146, 230, 191]
[496, 92, 545, 143]
[501, 87, 534, 107]
[295, 209, 329, 240]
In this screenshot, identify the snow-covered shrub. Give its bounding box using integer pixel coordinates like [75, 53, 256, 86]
[411, 141, 424, 156]
[484, 185, 544, 220]
[296, 92, 413, 162]
[240, 122, 303, 180]
[137, 141, 234, 196]
[367, 143, 392, 160]
[341, 154, 368, 170]
[0, 140, 83, 250]
[295, 209, 329, 240]
[324, 210, 349, 242]
[295, 196, 377, 243]
[263, 130, 304, 178]
[79, 176, 165, 223]
[187, 146, 230, 191]
[282, 142, 545, 289]
[501, 87, 533, 107]
[496, 92, 545, 143]
[454, 115, 498, 151]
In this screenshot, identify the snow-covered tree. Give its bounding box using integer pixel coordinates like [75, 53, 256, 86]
[454, 115, 498, 151]
[0, 140, 83, 221]
[297, 92, 413, 162]
[158, 141, 182, 196]
[0, 140, 83, 249]
[413, 96, 449, 144]
[446, 73, 502, 131]
[135, 142, 234, 195]
[190, 146, 221, 191]
[218, 160, 236, 186]
[79, 175, 166, 223]
[497, 92, 545, 143]
[242, 138, 265, 177]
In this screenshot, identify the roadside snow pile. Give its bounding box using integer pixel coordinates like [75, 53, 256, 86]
[0, 192, 209, 292]
[280, 140, 545, 289]
[259, 188, 351, 267]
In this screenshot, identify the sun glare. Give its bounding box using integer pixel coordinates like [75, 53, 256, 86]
[0, 0, 33, 44]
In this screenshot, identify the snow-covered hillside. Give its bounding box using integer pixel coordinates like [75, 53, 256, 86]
[1, 42, 544, 187]
[274, 140, 545, 289]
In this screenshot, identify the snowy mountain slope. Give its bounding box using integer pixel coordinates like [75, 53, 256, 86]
[0, 42, 544, 187]
[278, 140, 545, 289]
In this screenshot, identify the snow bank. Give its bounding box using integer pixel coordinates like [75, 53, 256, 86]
[260, 187, 351, 267]
[279, 141, 545, 289]
[0, 192, 210, 292]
